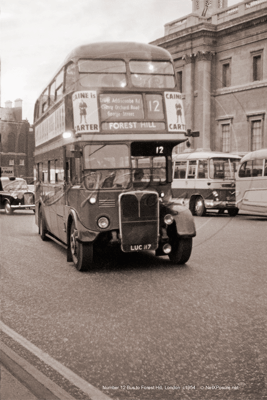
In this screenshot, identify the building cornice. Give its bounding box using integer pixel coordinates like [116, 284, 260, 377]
[213, 80, 267, 96]
[151, 8, 267, 49]
[182, 51, 216, 64]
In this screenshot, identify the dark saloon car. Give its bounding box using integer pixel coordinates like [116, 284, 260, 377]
[0, 177, 35, 214]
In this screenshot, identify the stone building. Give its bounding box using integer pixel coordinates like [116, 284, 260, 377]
[0, 99, 35, 182]
[151, 0, 267, 154]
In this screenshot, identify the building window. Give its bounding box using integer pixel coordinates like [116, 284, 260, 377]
[19, 159, 25, 166]
[222, 63, 230, 87]
[9, 159, 14, 166]
[177, 71, 183, 93]
[251, 50, 263, 82]
[218, 0, 223, 8]
[196, 0, 199, 9]
[251, 120, 262, 151]
[253, 55, 262, 81]
[222, 124, 230, 152]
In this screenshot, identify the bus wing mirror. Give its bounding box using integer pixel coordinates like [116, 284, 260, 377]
[186, 129, 200, 137]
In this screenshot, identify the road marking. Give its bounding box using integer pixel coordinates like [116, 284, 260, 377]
[1, 322, 112, 400]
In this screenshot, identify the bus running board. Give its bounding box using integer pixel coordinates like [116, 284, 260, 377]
[45, 233, 68, 250]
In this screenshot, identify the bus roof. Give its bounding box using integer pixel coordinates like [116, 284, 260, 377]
[240, 148, 267, 162]
[63, 42, 173, 64]
[173, 150, 241, 161]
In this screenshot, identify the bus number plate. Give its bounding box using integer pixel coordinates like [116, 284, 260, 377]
[130, 244, 152, 251]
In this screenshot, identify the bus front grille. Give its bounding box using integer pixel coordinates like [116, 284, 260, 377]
[119, 191, 159, 252]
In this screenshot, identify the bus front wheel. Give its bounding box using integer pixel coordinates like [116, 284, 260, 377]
[70, 221, 93, 272]
[228, 208, 238, 217]
[39, 208, 48, 241]
[168, 237, 193, 265]
[195, 196, 206, 216]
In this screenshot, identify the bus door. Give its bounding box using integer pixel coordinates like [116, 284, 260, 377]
[54, 156, 67, 243]
[195, 158, 209, 194]
[237, 158, 267, 214]
[172, 160, 187, 202]
[183, 160, 197, 205]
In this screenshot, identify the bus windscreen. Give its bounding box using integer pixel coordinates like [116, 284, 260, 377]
[209, 158, 239, 180]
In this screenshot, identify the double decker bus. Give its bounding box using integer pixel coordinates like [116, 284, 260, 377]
[34, 42, 196, 271]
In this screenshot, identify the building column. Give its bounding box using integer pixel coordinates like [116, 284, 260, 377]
[195, 51, 214, 150]
[183, 54, 195, 139]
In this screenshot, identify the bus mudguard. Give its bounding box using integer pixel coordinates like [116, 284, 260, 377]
[68, 209, 99, 243]
[162, 203, 196, 237]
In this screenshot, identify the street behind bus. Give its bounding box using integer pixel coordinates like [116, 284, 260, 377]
[0, 211, 266, 400]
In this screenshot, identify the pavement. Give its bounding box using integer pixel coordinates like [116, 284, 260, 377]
[1, 365, 38, 400]
[0, 342, 78, 400]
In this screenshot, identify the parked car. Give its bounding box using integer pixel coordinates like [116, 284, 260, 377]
[0, 177, 35, 214]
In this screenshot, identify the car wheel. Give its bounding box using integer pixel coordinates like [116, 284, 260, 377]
[194, 196, 206, 216]
[70, 220, 93, 272]
[5, 202, 13, 215]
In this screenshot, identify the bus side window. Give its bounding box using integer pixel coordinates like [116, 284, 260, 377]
[49, 81, 56, 106]
[198, 160, 208, 179]
[264, 160, 267, 176]
[42, 88, 49, 114]
[245, 161, 253, 177]
[238, 163, 246, 177]
[37, 162, 43, 181]
[188, 160, 196, 179]
[49, 160, 56, 184]
[65, 63, 75, 93]
[55, 69, 64, 101]
[174, 161, 186, 179]
[253, 159, 263, 176]
[43, 161, 48, 183]
[55, 159, 64, 183]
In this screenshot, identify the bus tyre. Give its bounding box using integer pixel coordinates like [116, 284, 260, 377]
[228, 208, 238, 217]
[5, 202, 13, 215]
[70, 221, 93, 272]
[168, 237, 192, 265]
[195, 196, 206, 217]
[39, 208, 48, 241]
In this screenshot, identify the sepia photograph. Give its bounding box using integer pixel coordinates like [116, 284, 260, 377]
[0, 0, 266, 399]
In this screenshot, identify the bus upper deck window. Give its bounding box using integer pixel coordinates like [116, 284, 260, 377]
[78, 59, 127, 88]
[129, 61, 175, 88]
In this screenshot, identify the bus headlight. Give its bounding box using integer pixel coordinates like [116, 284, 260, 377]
[164, 214, 174, 225]
[89, 196, 97, 204]
[97, 216, 110, 229]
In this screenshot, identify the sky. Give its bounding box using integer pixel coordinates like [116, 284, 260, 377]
[0, 0, 239, 123]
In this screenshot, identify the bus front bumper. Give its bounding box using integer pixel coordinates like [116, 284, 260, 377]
[11, 204, 35, 210]
[204, 200, 236, 209]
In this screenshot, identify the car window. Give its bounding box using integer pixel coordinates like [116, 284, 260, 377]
[2, 180, 28, 191]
